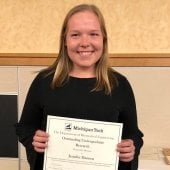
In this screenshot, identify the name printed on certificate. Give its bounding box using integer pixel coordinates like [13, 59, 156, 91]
[43, 115, 123, 170]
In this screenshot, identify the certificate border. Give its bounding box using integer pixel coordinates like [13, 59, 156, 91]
[43, 115, 123, 170]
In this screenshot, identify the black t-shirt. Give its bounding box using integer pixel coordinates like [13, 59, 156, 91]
[16, 70, 143, 170]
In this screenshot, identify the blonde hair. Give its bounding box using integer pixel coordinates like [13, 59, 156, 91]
[45, 4, 117, 95]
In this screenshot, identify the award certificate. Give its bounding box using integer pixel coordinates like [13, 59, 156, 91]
[43, 115, 123, 170]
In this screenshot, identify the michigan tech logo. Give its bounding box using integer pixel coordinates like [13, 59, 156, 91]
[65, 123, 72, 131]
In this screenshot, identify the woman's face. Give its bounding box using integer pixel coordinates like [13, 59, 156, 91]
[66, 11, 103, 74]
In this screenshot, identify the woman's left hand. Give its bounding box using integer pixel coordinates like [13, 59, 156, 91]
[117, 139, 135, 162]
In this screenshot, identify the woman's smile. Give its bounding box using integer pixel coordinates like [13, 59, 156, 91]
[77, 51, 94, 57]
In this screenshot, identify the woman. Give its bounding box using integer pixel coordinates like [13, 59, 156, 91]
[16, 4, 143, 170]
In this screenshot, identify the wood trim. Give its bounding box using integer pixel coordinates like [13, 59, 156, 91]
[0, 53, 170, 66]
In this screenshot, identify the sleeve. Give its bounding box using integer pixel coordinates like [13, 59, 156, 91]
[15, 73, 44, 168]
[118, 76, 144, 170]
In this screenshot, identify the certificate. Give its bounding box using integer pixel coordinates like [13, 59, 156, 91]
[43, 115, 123, 170]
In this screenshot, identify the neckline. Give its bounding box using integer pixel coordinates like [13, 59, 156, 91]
[69, 76, 96, 80]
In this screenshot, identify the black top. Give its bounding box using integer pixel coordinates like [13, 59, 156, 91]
[16, 70, 143, 170]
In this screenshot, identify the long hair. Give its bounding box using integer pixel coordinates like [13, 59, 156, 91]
[45, 4, 117, 95]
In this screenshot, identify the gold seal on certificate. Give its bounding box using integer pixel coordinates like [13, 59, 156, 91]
[43, 115, 123, 170]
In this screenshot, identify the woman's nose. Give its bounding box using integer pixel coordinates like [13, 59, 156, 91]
[80, 35, 90, 48]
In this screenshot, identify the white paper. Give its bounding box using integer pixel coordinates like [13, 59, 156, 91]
[43, 115, 122, 170]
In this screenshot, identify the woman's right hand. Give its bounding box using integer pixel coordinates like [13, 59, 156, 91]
[32, 130, 49, 153]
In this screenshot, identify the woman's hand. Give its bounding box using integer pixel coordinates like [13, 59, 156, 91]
[117, 139, 135, 162]
[32, 130, 49, 153]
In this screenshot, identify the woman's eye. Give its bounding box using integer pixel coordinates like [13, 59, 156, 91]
[71, 33, 79, 37]
[90, 33, 99, 36]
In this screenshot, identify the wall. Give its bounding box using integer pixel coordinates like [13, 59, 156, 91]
[0, 0, 170, 53]
[0, 0, 170, 169]
[0, 66, 170, 169]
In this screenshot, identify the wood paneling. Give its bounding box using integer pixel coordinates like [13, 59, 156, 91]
[0, 53, 170, 66]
